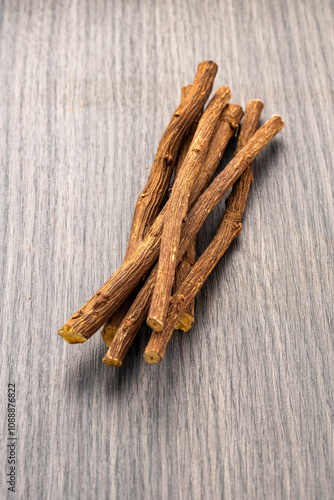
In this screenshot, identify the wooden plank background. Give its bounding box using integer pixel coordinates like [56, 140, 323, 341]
[1, 0, 333, 498]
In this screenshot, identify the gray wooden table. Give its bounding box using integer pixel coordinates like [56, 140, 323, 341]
[1, 0, 333, 498]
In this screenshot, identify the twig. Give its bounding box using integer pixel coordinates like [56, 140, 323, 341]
[124, 60, 218, 258]
[172, 85, 202, 331]
[147, 86, 232, 331]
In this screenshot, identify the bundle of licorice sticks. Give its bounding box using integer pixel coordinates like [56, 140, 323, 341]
[58, 61, 284, 366]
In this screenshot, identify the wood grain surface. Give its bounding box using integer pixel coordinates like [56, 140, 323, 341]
[0, 0, 333, 498]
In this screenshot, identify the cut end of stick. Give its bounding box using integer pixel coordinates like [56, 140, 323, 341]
[101, 324, 117, 347]
[57, 325, 86, 344]
[197, 60, 218, 74]
[146, 317, 164, 332]
[102, 354, 122, 367]
[143, 350, 161, 364]
[175, 312, 194, 332]
[272, 114, 285, 128]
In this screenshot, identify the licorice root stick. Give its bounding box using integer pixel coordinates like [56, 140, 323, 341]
[144, 100, 267, 363]
[174, 102, 243, 331]
[173, 85, 202, 332]
[147, 86, 232, 331]
[125, 60, 218, 258]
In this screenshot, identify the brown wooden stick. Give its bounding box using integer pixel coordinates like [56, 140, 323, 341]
[231, 100, 264, 157]
[174, 101, 243, 331]
[172, 85, 202, 332]
[175, 85, 199, 164]
[58, 114, 282, 344]
[101, 84, 197, 347]
[144, 100, 268, 363]
[147, 86, 232, 332]
[124, 60, 218, 259]
[187, 104, 243, 206]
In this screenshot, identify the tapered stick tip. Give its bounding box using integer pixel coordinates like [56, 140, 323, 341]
[102, 355, 122, 367]
[146, 317, 164, 332]
[143, 351, 161, 364]
[57, 325, 86, 344]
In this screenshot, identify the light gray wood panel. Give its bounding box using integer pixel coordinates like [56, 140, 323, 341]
[0, 0, 333, 498]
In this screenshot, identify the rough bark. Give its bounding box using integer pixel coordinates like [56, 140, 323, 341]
[124, 61, 218, 258]
[172, 85, 202, 331]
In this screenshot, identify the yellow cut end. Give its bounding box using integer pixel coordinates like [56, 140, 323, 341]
[272, 114, 285, 127]
[143, 351, 161, 364]
[101, 324, 117, 347]
[146, 317, 163, 332]
[175, 313, 194, 332]
[102, 355, 122, 367]
[57, 325, 86, 344]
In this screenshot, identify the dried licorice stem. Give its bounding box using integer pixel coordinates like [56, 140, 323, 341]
[174, 102, 243, 330]
[125, 60, 218, 258]
[187, 104, 243, 206]
[100, 65, 217, 346]
[144, 100, 270, 363]
[58, 115, 282, 344]
[147, 86, 232, 332]
[172, 85, 202, 332]
[235, 100, 264, 153]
